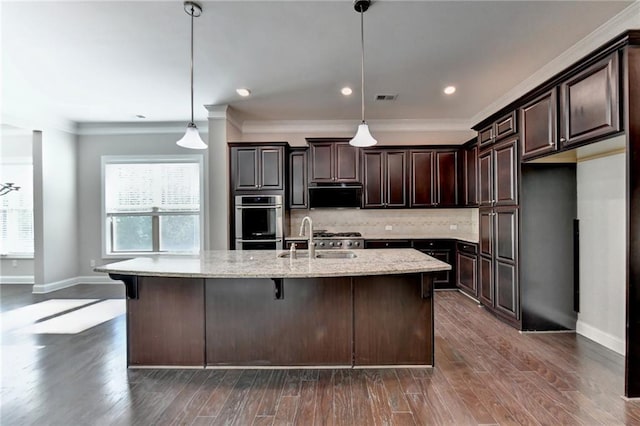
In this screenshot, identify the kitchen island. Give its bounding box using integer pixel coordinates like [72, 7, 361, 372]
[95, 249, 450, 368]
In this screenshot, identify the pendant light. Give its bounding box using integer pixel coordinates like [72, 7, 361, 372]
[349, 0, 378, 147]
[177, 1, 207, 149]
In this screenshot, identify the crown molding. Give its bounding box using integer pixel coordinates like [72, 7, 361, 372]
[241, 118, 471, 134]
[471, 1, 640, 126]
[204, 104, 229, 119]
[75, 121, 208, 136]
[1, 112, 76, 135]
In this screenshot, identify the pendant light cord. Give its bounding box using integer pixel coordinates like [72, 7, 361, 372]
[189, 3, 195, 125]
[360, 9, 365, 124]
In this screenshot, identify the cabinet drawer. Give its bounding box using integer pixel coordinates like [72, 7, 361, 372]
[456, 241, 478, 255]
[364, 240, 411, 249]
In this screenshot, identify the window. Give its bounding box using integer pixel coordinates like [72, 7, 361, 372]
[0, 160, 34, 256]
[102, 156, 204, 255]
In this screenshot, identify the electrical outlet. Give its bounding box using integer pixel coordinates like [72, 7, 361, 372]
[449, 224, 458, 230]
[385, 225, 393, 231]
[12, 260, 18, 267]
[90, 259, 96, 268]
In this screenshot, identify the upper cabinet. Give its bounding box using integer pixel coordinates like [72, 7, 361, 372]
[520, 51, 621, 161]
[478, 111, 518, 149]
[521, 89, 558, 160]
[230, 144, 285, 192]
[560, 52, 620, 148]
[479, 136, 518, 207]
[307, 139, 360, 183]
[410, 149, 459, 208]
[362, 149, 408, 208]
[463, 140, 479, 206]
[288, 148, 308, 209]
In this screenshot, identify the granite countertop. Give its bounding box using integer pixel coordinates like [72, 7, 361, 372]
[94, 249, 451, 279]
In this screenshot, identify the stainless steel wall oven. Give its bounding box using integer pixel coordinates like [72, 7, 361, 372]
[234, 195, 283, 250]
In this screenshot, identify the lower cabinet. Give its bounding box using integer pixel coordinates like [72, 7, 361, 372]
[412, 240, 455, 289]
[456, 242, 478, 298]
[478, 207, 520, 325]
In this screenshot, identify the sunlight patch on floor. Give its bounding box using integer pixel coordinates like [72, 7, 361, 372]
[18, 300, 126, 334]
[1, 299, 99, 332]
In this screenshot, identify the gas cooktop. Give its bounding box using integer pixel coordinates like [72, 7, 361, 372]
[313, 231, 362, 238]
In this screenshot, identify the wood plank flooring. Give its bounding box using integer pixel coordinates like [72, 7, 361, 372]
[1, 284, 639, 425]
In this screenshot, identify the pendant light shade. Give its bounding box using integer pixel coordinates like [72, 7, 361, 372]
[350, 122, 378, 147]
[177, 1, 207, 150]
[177, 122, 207, 149]
[349, 0, 377, 147]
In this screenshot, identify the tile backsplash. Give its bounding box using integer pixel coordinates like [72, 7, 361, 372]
[289, 208, 479, 240]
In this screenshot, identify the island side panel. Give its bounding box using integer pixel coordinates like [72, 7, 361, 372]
[205, 277, 353, 366]
[353, 273, 433, 366]
[127, 277, 205, 366]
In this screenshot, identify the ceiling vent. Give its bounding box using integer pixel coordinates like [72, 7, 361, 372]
[375, 94, 398, 101]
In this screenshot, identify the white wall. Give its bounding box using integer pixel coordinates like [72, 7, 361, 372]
[33, 129, 79, 288]
[576, 152, 626, 354]
[76, 131, 209, 276]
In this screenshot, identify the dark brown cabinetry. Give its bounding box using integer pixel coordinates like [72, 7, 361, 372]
[463, 140, 479, 206]
[409, 149, 459, 207]
[479, 207, 519, 324]
[364, 240, 412, 249]
[362, 150, 408, 208]
[307, 139, 360, 183]
[412, 240, 455, 289]
[560, 51, 620, 147]
[230, 144, 285, 192]
[521, 89, 558, 160]
[288, 148, 308, 209]
[456, 242, 478, 299]
[479, 137, 518, 207]
[478, 111, 517, 148]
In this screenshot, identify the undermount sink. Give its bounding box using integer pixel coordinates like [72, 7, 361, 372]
[315, 251, 357, 259]
[278, 251, 357, 259]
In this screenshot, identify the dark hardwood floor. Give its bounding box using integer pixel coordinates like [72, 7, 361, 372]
[1, 284, 638, 425]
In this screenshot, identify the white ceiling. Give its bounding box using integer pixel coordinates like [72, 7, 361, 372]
[0, 1, 635, 132]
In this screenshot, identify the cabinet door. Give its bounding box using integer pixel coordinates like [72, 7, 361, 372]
[479, 209, 494, 258]
[494, 208, 518, 263]
[478, 125, 493, 147]
[428, 249, 453, 289]
[259, 147, 283, 190]
[457, 251, 478, 297]
[309, 143, 333, 183]
[521, 89, 557, 160]
[435, 151, 458, 207]
[494, 111, 517, 141]
[335, 143, 360, 182]
[478, 149, 493, 206]
[410, 150, 434, 207]
[464, 144, 478, 206]
[362, 151, 385, 208]
[289, 149, 307, 208]
[479, 256, 494, 307]
[494, 138, 518, 206]
[233, 147, 259, 190]
[560, 52, 620, 147]
[495, 260, 518, 320]
[386, 150, 408, 207]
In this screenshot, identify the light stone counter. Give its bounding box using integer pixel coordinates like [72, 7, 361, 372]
[95, 249, 450, 279]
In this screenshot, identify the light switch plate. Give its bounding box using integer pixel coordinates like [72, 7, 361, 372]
[449, 224, 458, 230]
[385, 225, 393, 231]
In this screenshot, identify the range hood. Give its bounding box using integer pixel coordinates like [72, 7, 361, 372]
[308, 183, 362, 208]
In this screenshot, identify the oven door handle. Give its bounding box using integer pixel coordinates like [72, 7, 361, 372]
[236, 239, 283, 243]
[236, 205, 282, 209]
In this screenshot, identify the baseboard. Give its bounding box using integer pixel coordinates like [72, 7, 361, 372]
[0, 275, 35, 284]
[576, 319, 625, 355]
[31, 275, 118, 294]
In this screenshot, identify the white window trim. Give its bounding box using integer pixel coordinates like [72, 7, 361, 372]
[101, 155, 205, 258]
[0, 157, 34, 258]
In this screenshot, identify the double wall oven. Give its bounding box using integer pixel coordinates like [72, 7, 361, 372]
[234, 195, 283, 250]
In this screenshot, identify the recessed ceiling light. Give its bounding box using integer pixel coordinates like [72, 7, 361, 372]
[135, 114, 146, 119]
[236, 88, 251, 97]
[444, 86, 456, 95]
[341, 87, 353, 96]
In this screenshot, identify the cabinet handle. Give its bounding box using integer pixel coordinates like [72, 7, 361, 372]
[560, 137, 566, 143]
[549, 140, 555, 146]
[255, 185, 259, 188]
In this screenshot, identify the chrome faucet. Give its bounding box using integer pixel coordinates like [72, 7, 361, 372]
[299, 216, 315, 259]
